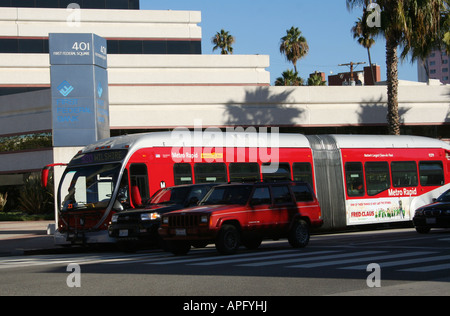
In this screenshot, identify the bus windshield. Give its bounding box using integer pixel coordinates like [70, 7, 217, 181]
[59, 163, 122, 212]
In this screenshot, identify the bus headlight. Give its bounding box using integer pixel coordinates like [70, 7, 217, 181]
[141, 212, 160, 221]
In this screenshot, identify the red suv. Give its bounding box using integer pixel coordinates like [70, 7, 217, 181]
[159, 182, 323, 255]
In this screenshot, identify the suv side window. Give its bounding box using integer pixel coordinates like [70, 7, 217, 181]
[272, 185, 294, 205]
[251, 186, 271, 206]
[292, 183, 314, 202]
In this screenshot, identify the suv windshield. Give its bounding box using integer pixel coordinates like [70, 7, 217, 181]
[201, 185, 253, 205]
[437, 190, 450, 202]
[59, 163, 122, 211]
[150, 187, 192, 205]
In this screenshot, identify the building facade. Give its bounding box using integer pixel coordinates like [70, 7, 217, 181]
[418, 48, 450, 85]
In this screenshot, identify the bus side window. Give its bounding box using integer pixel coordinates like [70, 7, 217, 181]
[194, 163, 228, 183]
[345, 162, 364, 197]
[293, 162, 313, 187]
[391, 161, 418, 187]
[419, 161, 444, 186]
[365, 162, 390, 196]
[130, 164, 150, 204]
[174, 163, 193, 185]
[262, 163, 291, 182]
[229, 163, 260, 183]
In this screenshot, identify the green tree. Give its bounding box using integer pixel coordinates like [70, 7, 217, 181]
[307, 73, 327, 86]
[347, 0, 443, 135]
[279, 26, 309, 73]
[352, 16, 377, 84]
[212, 29, 235, 55]
[275, 69, 304, 86]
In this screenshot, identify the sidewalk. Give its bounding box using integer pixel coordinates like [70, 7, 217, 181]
[0, 221, 56, 256]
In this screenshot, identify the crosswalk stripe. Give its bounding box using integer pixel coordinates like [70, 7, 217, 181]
[240, 251, 384, 267]
[340, 252, 443, 270]
[287, 251, 431, 269]
[146, 249, 298, 265]
[188, 250, 339, 266]
[400, 261, 450, 272]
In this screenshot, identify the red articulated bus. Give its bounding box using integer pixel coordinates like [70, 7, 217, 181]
[44, 131, 450, 245]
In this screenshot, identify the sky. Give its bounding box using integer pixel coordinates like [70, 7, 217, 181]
[141, 0, 419, 85]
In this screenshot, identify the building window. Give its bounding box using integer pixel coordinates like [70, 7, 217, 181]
[0, 38, 201, 55]
[0, 0, 139, 9]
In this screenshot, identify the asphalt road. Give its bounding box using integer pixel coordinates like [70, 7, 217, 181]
[1, 228, 450, 299]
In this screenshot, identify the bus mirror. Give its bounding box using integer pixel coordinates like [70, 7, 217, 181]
[41, 163, 67, 188]
[41, 167, 50, 188]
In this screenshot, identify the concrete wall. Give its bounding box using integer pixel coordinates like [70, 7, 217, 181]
[0, 7, 201, 39]
[108, 85, 450, 129]
[0, 54, 271, 86]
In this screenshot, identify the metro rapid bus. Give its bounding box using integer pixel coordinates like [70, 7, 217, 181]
[43, 131, 450, 245]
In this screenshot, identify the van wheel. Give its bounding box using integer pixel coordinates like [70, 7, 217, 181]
[216, 224, 240, 255]
[288, 220, 310, 248]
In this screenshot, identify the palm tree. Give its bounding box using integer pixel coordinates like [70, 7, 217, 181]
[352, 16, 377, 84]
[347, 0, 443, 135]
[275, 69, 304, 86]
[212, 29, 235, 55]
[279, 27, 309, 73]
[307, 73, 327, 86]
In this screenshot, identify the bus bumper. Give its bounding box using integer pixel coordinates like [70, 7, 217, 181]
[54, 230, 116, 245]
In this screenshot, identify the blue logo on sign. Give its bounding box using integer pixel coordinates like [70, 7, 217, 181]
[97, 82, 103, 98]
[57, 80, 74, 97]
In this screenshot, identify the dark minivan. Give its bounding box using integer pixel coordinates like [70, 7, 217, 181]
[413, 188, 450, 234]
[109, 183, 217, 250]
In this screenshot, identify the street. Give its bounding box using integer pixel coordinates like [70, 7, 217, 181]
[1, 228, 450, 297]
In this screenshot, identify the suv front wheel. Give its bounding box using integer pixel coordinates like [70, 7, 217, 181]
[288, 219, 310, 248]
[216, 224, 241, 255]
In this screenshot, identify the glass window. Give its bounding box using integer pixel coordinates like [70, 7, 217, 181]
[194, 163, 227, 183]
[201, 185, 252, 205]
[229, 163, 260, 183]
[118, 40, 143, 54]
[262, 163, 291, 182]
[345, 162, 364, 197]
[143, 41, 167, 54]
[174, 163, 193, 185]
[272, 185, 294, 205]
[365, 162, 390, 196]
[59, 164, 121, 211]
[293, 162, 313, 187]
[291, 183, 314, 202]
[251, 186, 271, 206]
[130, 164, 149, 202]
[419, 161, 444, 186]
[391, 161, 418, 187]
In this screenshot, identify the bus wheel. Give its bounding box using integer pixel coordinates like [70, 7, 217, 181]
[216, 224, 241, 255]
[288, 220, 310, 248]
[169, 241, 191, 255]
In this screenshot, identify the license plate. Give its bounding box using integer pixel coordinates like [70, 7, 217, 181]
[119, 229, 128, 237]
[426, 218, 437, 224]
[176, 228, 186, 236]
